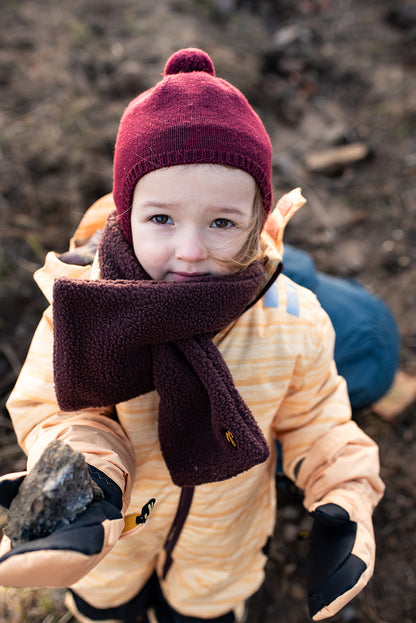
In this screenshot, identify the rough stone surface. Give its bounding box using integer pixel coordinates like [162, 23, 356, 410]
[4, 441, 103, 547]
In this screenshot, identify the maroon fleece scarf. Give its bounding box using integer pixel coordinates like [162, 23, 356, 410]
[53, 214, 270, 486]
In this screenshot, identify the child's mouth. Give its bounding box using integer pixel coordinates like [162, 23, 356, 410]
[168, 272, 209, 282]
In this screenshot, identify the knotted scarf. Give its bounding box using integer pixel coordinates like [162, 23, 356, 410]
[53, 213, 271, 486]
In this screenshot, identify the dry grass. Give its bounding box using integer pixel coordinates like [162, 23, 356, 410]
[0, 587, 74, 623]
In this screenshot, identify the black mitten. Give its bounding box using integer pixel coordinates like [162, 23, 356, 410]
[308, 503, 368, 620]
[0, 466, 124, 587]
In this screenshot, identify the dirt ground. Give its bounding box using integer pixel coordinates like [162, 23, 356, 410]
[0, 0, 415, 621]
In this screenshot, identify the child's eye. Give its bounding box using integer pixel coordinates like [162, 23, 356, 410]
[151, 215, 172, 225]
[211, 218, 235, 229]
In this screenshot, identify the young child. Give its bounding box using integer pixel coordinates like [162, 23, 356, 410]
[0, 48, 384, 623]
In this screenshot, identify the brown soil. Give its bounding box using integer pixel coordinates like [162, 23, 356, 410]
[0, 1, 415, 621]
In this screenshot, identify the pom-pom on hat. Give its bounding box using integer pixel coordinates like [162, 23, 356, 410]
[113, 47, 273, 242]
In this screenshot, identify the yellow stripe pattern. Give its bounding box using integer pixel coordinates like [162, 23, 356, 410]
[6, 196, 354, 617]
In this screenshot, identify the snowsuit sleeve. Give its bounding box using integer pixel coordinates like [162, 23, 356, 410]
[6, 196, 135, 512]
[272, 295, 384, 619]
[272, 298, 384, 511]
[6, 297, 136, 515]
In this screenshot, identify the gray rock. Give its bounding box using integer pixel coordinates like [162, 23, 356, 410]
[4, 440, 103, 547]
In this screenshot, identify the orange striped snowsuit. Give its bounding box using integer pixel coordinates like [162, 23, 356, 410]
[6, 192, 384, 619]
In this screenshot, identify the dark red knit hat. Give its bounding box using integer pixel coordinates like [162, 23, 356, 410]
[113, 48, 273, 242]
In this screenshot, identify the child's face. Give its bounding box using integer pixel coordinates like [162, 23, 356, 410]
[131, 164, 256, 281]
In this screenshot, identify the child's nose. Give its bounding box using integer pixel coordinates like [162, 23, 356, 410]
[175, 229, 208, 262]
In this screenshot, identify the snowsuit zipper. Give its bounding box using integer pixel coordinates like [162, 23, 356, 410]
[162, 486, 195, 578]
